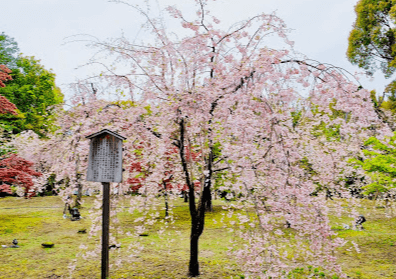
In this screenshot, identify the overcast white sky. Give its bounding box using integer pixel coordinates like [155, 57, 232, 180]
[0, 0, 389, 101]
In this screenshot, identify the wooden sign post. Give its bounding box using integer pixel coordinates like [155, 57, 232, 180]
[86, 129, 126, 279]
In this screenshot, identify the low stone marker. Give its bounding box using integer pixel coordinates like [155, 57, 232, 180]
[70, 208, 81, 221]
[2, 239, 19, 248]
[355, 215, 366, 230]
[42, 242, 54, 248]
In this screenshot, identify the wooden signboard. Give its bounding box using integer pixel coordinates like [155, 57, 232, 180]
[86, 129, 126, 279]
[86, 129, 126, 183]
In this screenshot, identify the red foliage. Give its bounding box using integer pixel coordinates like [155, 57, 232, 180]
[0, 65, 17, 115]
[127, 177, 144, 192]
[126, 161, 145, 192]
[126, 144, 201, 193]
[176, 182, 200, 192]
[0, 154, 42, 198]
[0, 95, 18, 115]
[0, 65, 12, 87]
[129, 162, 142, 173]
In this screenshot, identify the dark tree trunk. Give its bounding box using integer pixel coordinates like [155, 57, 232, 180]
[165, 194, 169, 217]
[71, 175, 83, 209]
[163, 180, 169, 217]
[177, 117, 211, 277]
[203, 185, 213, 212]
[75, 181, 83, 208]
[74, 141, 83, 208]
[183, 191, 189, 202]
[188, 234, 200, 277]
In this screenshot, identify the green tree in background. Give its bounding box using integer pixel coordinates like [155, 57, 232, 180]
[347, 0, 396, 121]
[347, 0, 396, 78]
[353, 132, 396, 196]
[0, 32, 63, 136]
[0, 32, 18, 68]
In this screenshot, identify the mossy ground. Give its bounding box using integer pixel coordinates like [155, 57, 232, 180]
[328, 200, 396, 279]
[0, 196, 395, 278]
[0, 196, 242, 279]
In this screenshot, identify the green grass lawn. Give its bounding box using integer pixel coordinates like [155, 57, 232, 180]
[328, 200, 396, 279]
[0, 196, 242, 279]
[0, 196, 395, 278]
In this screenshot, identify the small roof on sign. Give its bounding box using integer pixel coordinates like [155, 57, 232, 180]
[85, 129, 126, 140]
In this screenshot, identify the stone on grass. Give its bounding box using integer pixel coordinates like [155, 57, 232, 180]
[70, 208, 81, 221]
[10, 239, 19, 248]
[42, 242, 54, 248]
[355, 215, 366, 230]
